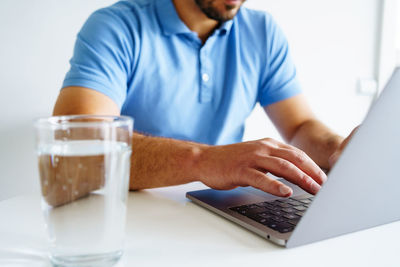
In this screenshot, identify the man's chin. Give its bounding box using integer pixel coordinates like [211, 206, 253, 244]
[212, 7, 241, 22]
[195, 0, 243, 22]
[222, 13, 239, 21]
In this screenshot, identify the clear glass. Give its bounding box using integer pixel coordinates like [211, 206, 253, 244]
[34, 115, 133, 267]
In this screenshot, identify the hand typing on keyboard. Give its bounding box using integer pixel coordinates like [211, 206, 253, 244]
[196, 138, 327, 197]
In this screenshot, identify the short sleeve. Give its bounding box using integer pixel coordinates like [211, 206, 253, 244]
[258, 15, 302, 107]
[62, 8, 134, 108]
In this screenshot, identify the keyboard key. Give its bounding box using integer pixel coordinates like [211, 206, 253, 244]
[247, 214, 268, 224]
[298, 199, 312, 204]
[257, 218, 268, 224]
[273, 200, 288, 206]
[245, 205, 269, 215]
[293, 195, 313, 200]
[293, 205, 307, 211]
[287, 219, 300, 226]
[271, 215, 285, 222]
[245, 212, 263, 220]
[229, 205, 252, 215]
[264, 220, 279, 230]
[275, 222, 294, 233]
[268, 205, 281, 211]
[229, 207, 241, 212]
[278, 227, 293, 233]
[278, 202, 292, 208]
[255, 202, 274, 208]
[267, 222, 294, 233]
[270, 210, 285, 216]
[283, 214, 300, 220]
[287, 198, 302, 206]
[281, 207, 296, 213]
[295, 211, 305, 216]
[238, 209, 248, 215]
[230, 205, 248, 210]
[259, 213, 273, 219]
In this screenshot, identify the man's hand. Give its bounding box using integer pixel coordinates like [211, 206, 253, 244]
[328, 126, 360, 168]
[196, 138, 327, 197]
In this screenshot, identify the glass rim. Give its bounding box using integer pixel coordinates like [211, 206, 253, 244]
[34, 115, 134, 129]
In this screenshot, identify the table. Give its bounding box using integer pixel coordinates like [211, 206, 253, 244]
[0, 182, 399, 267]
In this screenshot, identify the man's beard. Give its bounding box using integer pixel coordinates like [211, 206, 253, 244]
[194, 0, 244, 22]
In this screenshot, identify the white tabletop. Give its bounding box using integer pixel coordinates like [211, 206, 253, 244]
[0, 182, 399, 267]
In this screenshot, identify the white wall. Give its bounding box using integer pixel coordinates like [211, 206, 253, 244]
[396, 0, 400, 65]
[377, 0, 398, 94]
[243, 0, 381, 142]
[0, 0, 382, 200]
[0, 0, 115, 200]
[398, 1, 400, 43]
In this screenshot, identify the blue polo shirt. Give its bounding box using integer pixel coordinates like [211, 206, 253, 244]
[62, 0, 301, 145]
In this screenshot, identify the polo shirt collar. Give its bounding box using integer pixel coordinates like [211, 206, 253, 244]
[156, 0, 235, 36]
[156, 0, 192, 35]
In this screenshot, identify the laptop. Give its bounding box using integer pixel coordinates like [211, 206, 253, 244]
[186, 67, 400, 248]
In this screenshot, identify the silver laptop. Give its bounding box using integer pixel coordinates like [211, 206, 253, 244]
[186, 67, 400, 248]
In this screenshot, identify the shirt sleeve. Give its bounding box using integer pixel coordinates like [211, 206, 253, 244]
[62, 7, 134, 108]
[258, 15, 302, 107]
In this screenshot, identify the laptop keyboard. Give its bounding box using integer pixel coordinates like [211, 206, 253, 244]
[229, 196, 314, 233]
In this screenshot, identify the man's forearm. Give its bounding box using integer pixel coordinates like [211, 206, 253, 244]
[289, 119, 343, 170]
[129, 133, 206, 190]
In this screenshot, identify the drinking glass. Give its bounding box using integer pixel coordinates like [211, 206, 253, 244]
[34, 115, 133, 267]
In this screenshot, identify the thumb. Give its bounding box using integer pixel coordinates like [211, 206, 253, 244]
[328, 150, 340, 168]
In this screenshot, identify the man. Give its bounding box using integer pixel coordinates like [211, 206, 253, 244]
[53, 0, 353, 198]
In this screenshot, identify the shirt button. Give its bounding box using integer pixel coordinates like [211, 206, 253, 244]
[202, 73, 210, 82]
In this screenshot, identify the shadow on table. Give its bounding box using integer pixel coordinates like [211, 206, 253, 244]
[0, 247, 51, 267]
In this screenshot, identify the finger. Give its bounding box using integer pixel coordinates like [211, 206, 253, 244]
[270, 148, 327, 185]
[340, 126, 359, 150]
[328, 151, 340, 168]
[245, 169, 293, 197]
[273, 140, 309, 156]
[255, 156, 321, 195]
[329, 126, 360, 168]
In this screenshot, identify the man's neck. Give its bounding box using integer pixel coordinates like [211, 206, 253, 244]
[172, 0, 219, 43]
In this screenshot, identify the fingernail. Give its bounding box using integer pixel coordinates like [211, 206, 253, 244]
[279, 185, 292, 196]
[312, 182, 321, 193]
